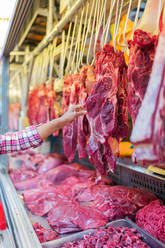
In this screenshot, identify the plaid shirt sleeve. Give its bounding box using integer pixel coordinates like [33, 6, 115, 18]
[0, 126, 43, 154]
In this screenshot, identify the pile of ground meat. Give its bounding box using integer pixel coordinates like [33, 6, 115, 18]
[136, 200, 165, 244]
[60, 226, 150, 248]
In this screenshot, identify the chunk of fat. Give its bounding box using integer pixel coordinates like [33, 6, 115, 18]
[131, 25, 165, 144]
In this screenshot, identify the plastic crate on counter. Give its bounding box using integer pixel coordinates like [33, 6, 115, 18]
[109, 158, 165, 201]
[42, 219, 165, 248]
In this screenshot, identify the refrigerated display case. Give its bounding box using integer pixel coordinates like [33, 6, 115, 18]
[0, 0, 165, 247]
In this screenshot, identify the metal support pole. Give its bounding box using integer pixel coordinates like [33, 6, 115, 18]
[0, 56, 9, 169]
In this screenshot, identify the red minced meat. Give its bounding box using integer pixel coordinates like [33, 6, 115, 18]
[61, 226, 150, 248]
[136, 200, 165, 243]
[33, 222, 58, 243]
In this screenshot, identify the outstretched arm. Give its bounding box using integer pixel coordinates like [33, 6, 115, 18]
[0, 104, 86, 154]
[37, 104, 86, 140]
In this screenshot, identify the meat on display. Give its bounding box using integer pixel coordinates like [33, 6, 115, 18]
[62, 44, 128, 175]
[131, 24, 165, 164]
[128, 29, 158, 124]
[136, 200, 165, 244]
[61, 226, 150, 248]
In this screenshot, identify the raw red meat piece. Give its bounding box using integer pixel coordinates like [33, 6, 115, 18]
[47, 200, 108, 234]
[136, 200, 165, 243]
[46, 82, 59, 136]
[46, 164, 95, 185]
[28, 88, 40, 125]
[128, 29, 158, 124]
[23, 186, 72, 216]
[84, 65, 96, 95]
[91, 185, 157, 221]
[38, 154, 65, 174]
[14, 175, 54, 190]
[63, 74, 80, 162]
[61, 226, 150, 248]
[131, 25, 165, 164]
[10, 168, 38, 184]
[33, 222, 58, 243]
[86, 44, 128, 174]
[36, 83, 48, 124]
[77, 67, 88, 160]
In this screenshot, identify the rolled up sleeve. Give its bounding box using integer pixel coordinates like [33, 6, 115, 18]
[0, 126, 43, 154]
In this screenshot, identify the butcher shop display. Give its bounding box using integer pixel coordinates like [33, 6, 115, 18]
[61, 226, 150, 248]
[62, 44, 129, 175]
[6, 0, 165, 246]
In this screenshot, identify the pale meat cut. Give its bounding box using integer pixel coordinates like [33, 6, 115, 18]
[128, 29, 158, 124]
[61, 226, 150, 248]
[86, 44, 128, 174]
[131, 24, 165, 164]
[136, 200, 165, 243]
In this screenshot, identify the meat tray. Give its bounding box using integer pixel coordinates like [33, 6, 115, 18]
[42, 218, 165, 248]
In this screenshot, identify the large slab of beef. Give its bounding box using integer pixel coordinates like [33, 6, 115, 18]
[136, 200, 165, 244]
[90, 185, 157, 221]
[86, 44, 128, 174]
[128, 29, 158, 124]
[47, 200, 108, 234]
[131, 24, 165, 164]
[23, 186, 72, 216]
[61, 226, 150, 248]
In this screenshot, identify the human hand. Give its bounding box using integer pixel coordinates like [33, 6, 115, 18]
[61, 104, 87, 126]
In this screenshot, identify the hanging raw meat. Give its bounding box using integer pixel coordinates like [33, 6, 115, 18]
[28, 88, 40, 125]
[37, 83, 48, 124]
[86, 44, 128, 174]
[131, 24, 165, 164]
[46, 82, 59, 136]
[128, 29, 158, 124]
[63, 74, 80, 162]
[62, 66, 95, 162]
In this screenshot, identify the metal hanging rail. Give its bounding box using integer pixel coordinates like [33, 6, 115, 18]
[25, 0, 87, 65]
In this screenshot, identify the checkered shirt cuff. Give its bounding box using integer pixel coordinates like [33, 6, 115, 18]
[0, 125, 43, 154]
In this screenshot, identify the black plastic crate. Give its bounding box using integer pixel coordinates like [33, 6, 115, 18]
[109, 158, 165, 201]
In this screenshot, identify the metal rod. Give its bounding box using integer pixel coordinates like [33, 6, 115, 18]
[33, 0, 87, 58]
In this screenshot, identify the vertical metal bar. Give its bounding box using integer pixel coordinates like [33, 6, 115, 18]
[1, 56, 9, 133]
[0, 56, 9, 169]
